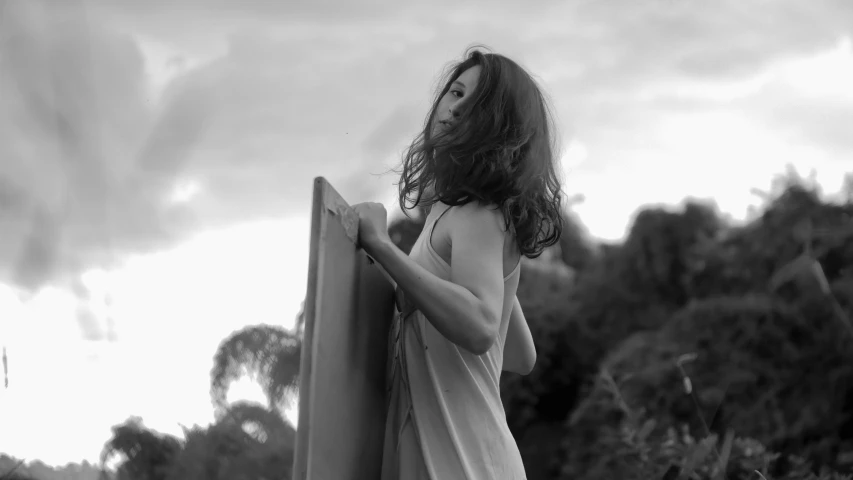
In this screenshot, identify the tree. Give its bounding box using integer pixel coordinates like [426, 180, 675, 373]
[557, 210, 598, 272]
[210, 325, 301, 417]
[99, 417, 181, 480]
[100, 321, 303, 480]
[619, 200, 723, 306]
[167, 402, 294, 480]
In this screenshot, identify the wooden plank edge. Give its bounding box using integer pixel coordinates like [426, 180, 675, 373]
[292, 177, 328, 480]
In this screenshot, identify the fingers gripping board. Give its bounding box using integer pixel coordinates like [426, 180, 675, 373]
[293, 177, 396, 480]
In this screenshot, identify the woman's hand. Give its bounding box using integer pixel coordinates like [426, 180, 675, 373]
[353, 202, 391, 255]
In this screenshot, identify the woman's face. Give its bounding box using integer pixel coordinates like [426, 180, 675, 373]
[432, 65, 482, 135]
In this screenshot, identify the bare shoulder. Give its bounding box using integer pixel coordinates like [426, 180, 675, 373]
[448, 201, 506, 234]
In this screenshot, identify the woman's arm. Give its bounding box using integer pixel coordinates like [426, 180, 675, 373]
[354, 202, 505, 355]
[503, 296, 536, 375]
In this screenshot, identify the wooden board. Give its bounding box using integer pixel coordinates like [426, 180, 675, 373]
[293, 177, 396, 480]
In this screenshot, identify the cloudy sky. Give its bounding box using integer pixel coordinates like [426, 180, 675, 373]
[1, 0, 852, 466]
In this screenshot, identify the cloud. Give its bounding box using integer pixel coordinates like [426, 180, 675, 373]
[75, 304, 105, 342]
[144, 32, 421, 223]
[0, 0, 442, 294]
[0, 1, 417, 293]
[0, 0, 198, 292]
[362, 106, 424, 158]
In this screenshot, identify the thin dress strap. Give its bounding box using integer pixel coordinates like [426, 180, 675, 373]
[394, 203, 452, 314]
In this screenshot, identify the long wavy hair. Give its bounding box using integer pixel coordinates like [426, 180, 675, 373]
[396, 46, 564, 258]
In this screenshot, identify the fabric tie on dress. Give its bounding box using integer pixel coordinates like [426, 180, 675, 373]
[388, 286, 419, 393]
[394, 285, 417, 319]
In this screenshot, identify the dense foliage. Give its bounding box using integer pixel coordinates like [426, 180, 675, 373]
[501, 168, 853, 479]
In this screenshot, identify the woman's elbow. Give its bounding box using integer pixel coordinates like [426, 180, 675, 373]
[519, 353, 537, 375]
[464, 308, 501, 355]
[513, 342, 538, 375]
[503, 354, 536, 375]
[467, 326, 499, 356]
[467, 333, 495, 356]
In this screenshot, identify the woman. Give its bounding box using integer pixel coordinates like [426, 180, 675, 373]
[354, 46, 564, 480]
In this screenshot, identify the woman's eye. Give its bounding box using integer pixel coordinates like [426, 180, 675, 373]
[450, 90, 463, 98]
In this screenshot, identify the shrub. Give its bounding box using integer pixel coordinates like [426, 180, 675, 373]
[558, 294, 853, 477]
[559, 369, 852, 480]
